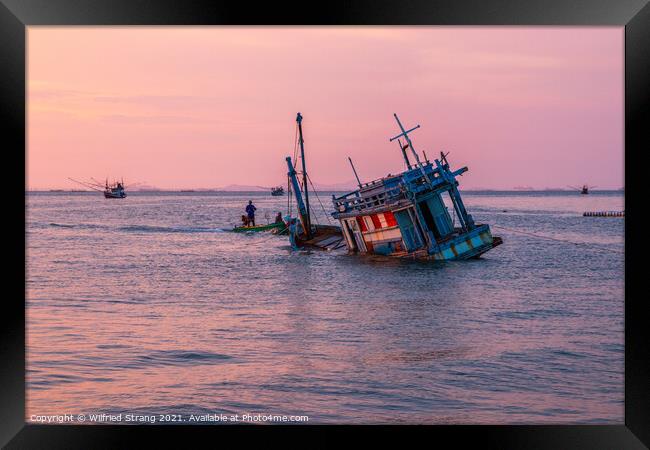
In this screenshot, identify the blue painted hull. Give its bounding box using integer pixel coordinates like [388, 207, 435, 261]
[104, 191, 126, 198]
[426, 225, 502, 260]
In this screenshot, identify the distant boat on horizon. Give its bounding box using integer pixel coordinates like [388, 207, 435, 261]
[568, 184, 596, 195]
[68, 177, 132, 199]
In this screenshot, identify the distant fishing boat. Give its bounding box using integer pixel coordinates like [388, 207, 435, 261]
[285, 113, 345, 251]
[271, 186, 284, 196]
[568, 184, 595, 195]
[104, 181, 127, 198]
[330, 114, 502, 260]
[68, 177, 133, 199]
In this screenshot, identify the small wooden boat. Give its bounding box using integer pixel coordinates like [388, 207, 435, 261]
[230, 222, 286, 233]
[285, 112, 344, 250]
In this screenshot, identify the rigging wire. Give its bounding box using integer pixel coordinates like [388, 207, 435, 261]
[67, 177, 105, 192]
[293, 121, 299, 170]
[491, 224, 624, 255]
[306, 172, 333, 225]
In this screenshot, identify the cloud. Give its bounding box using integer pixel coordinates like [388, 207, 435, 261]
[100, 114, 214, 125]
[93, 94, 220, 109]
[29, 86, 95, 101]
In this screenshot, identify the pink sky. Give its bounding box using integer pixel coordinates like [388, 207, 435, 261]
[27, 27, 623, 190]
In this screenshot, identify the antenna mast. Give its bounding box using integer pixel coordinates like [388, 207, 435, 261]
[397, 139, 412, 170]
[389, 113, 431, 184]
[348, 157, 362, 188]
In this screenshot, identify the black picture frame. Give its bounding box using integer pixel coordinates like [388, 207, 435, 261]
[3, 0, 648, 447]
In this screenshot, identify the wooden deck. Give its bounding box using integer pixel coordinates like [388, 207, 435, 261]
[296, 225, 345, 250]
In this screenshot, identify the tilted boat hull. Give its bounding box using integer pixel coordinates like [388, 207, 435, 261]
[336, 208, 502, 261]
[396, 227, 503, 261]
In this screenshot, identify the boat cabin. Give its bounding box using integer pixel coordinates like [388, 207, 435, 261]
[331, 115, 501, 260]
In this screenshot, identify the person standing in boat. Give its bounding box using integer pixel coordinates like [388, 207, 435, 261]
[245, 200, 257, 227]
[275, 212, 284, 224]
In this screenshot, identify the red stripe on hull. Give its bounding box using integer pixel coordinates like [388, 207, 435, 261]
[371, 214, 382, 229]
[384, 211, 397, 227]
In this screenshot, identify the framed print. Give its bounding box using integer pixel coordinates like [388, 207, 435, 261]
[2, 0, 649, 447]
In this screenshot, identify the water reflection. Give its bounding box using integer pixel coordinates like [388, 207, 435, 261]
[26, 191, 624, 423]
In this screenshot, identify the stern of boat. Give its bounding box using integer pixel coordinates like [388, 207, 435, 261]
[429, 224, 502, 260]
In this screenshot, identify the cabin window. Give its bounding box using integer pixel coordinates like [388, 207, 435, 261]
[418, 200, 441, 240]
[442, 192, 457, 229]
[418, 194, 454, 238]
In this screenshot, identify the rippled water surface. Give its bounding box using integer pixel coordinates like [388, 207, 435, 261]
[26, 191, 624, 424]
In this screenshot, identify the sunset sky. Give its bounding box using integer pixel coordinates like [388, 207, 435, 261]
[27, 27, 623, 190]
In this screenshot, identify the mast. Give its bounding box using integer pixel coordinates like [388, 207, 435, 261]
[296, 112, 311, 237]
[389, 113, 431, 184]
[348, 157, 362, 188]
[397, 139, 412, 170]
[286, 157, 310, 237]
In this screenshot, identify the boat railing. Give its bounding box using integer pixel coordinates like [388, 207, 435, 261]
[332, 161, 464, 215]
[333, 184, 404, 214]
[333, 189, 361, 201]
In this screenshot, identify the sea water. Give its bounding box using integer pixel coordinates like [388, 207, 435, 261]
[26, 191, 624, 424]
